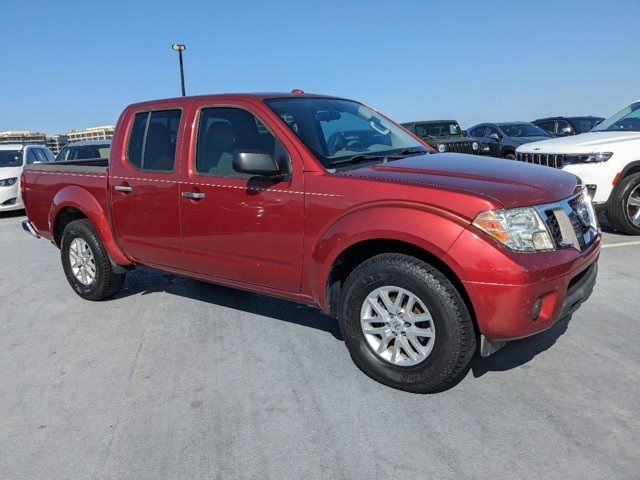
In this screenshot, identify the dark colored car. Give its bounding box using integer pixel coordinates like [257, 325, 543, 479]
[533, 116, 604, 137]
[467, 122, 550, 159]
[402, 120, 480, 155]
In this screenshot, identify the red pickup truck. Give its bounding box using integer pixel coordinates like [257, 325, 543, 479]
[21, 93, 600, 392]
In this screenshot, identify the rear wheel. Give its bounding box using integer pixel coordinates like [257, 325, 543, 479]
[338, 253, 476, 393]
[607, 172, 640, 235]
[504, 153, 516, 160]
[61, 219, 126, 300]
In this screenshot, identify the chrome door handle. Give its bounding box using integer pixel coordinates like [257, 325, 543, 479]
[114, 185, 133, 193]
[182, 191, 205, 200]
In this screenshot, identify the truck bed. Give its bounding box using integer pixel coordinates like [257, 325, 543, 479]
[22, 162, 109, 243]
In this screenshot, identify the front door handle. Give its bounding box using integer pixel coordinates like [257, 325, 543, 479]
[114, 185, 133, 193]
[182, 191, 205, 200]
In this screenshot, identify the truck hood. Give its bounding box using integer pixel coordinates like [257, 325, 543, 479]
[340, 153, 580, 209]
[516, 131, 640, 153]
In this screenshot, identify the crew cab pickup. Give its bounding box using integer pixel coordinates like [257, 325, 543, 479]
[21, 93, 600, 392]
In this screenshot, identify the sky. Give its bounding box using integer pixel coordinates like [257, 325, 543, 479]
[1, 0, 639, 134]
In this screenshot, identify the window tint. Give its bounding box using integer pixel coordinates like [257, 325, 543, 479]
[486, 126, 500, 138]
[471, 126, 486, 138]
[27, 149, 39, 164]
[556, 119, 573, 134]
[196, 107, 287, 177]
[535, 121, 555, 134]
[43, 149, 55, 162]
[34, 149, 48, 163]
[127, 109, 181, 171]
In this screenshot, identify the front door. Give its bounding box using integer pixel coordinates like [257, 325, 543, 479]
[110, 107, 184, 267]
[178, 104, 304, 293]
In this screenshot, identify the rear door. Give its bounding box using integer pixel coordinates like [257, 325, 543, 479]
[110, 105, 185, 267]
[178, 101, 305, 292]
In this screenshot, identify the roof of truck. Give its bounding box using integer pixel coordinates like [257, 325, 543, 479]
[127, 92, 343, 109]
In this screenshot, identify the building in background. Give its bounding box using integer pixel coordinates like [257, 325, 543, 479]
[67, 125, 115, 143]
[0, 131, 46, 145]
[45, 134, 68, 155]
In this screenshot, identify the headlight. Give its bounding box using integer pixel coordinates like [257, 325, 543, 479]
[0, 177, 17, 187]
[437, 144, 446, 153]
[472, 207, 554, 252]
[472, 142, 479, 151]
[565, 152, 612, 164]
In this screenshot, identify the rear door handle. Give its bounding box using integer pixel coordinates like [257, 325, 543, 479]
[114, 185, 133, 193]
[182, 191, 205, 200]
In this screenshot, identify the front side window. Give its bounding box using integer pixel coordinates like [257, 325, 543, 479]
[127, 109, 181, 171]
[471, 126, 487, 138]
[535, 121, 555, 134]
[196, 107, 286, 176]
[498, 123, 549, 138]
[0, 150, 23, 167]
[34, 149, 49, 163]
[592, 102, 640, 132]
[266, 98, 426, 168]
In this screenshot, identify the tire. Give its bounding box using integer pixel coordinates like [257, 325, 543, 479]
[338, 253, 476, 393]
[60, 219, 126, 300]
[504, 153, 516, 160]
[607, 172, 640, 235]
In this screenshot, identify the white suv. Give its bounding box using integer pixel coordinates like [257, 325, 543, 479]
[516, 100, 640, 235]
[0, 144, 55, 212]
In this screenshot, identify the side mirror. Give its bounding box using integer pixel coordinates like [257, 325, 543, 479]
[462, 129, 468, 136]
[559, 126, 574, 135]
[489, 133, 501, 141]
[233, 150, 282, 177]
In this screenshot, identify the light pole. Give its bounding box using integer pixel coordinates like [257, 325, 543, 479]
[171, 44, 186, 96]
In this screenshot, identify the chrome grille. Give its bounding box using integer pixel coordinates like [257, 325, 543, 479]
[515, 152, 566, 169]
[535, 190, 598, 252]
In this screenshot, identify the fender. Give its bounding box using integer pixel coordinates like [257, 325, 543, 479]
[618, 159, 640, 181]
[49, 185, 131, 266]
[308, 202, 470, 311]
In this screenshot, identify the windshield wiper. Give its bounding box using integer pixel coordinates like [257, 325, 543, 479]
[328, 154, 387, 166]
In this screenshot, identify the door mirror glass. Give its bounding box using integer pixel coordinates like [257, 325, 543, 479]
[233, 150, 281, 176]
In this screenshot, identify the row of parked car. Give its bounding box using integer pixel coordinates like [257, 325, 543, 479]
[404, 101, 640, 235]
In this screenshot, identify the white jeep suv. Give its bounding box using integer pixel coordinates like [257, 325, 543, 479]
[516, 100, 640, 235]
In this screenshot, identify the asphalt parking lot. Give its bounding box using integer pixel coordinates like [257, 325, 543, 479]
[0, 211, 638, 480]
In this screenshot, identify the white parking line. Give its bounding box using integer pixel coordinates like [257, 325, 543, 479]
[601, 240, 640, 249]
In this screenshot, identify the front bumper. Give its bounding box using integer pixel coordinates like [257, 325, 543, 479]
[0, 183, 22, 211]
[446, 226, 600, 344]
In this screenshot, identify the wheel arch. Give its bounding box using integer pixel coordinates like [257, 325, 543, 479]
[50, 186, 131, 266]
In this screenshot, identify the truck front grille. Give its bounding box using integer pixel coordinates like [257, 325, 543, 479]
[443, 142, 479, 155]
[536, 191, 598, 252]
[515, 152, 565, 169]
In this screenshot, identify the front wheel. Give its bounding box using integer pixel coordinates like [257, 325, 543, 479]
[607, 172, 640, 235]
[504, 153, 516, 160]
[338, 253, 476, 393]
[61, 219, 126, 300]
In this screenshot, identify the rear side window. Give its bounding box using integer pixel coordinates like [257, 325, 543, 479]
[27, 149, 39, 164]
[471, 126, 486, 138]
[127, 109, 181, 171]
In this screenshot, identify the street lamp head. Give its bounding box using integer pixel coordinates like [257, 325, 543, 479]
[171, 44, 186, 52]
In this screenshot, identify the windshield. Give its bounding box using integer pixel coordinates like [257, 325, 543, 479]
[498, 123, 549, 138]
[592, 102, 640, 132]
[0, 150, 23, 168]
[56, 144, 110, 162]
[266, 98, 426, 168]
[414, 122, 462, 138]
